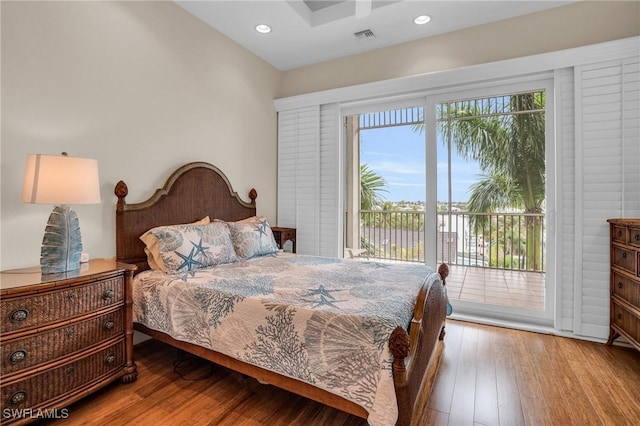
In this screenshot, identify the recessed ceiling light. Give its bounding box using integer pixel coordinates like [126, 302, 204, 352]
[413, 15, 431, 25]
[255, 24, 272, 34]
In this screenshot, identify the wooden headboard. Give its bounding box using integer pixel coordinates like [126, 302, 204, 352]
[114, 162, 257, 273]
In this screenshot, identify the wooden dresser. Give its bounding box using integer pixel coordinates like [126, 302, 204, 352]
[606, 219, 640, 352]
[0, 259, 137, 424]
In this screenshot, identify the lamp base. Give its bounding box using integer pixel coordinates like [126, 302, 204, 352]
[40, 205, 83, 274]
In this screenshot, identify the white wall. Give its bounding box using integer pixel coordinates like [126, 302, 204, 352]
[1, 1, 281, 269]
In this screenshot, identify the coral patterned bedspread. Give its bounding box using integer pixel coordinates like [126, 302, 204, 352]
[133, 252, 439, 426]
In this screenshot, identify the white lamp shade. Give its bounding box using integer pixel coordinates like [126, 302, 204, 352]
[22, 154, 101, 205]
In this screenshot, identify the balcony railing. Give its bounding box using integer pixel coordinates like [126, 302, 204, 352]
[359, 210, 545, 272]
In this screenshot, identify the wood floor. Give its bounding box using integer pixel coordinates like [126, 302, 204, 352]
[43, 320, 640, 426]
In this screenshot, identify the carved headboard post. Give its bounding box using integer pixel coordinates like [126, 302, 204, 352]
[438, 263, 449, 286]
[115, 181, 129, 211]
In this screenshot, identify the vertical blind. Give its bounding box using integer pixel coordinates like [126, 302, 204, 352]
[277, 104, 341, 257]
[556, 67, 576, 332]
[573, 56, 640, 338]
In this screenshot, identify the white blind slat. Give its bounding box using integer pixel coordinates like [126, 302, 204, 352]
[277, 104, 341, 257]
[574, 56, 640, 339]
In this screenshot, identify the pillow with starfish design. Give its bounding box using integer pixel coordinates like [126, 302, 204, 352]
[140, 221, 237, 272]
[227, 216, 279, 259]
[141, 216, 210, 270]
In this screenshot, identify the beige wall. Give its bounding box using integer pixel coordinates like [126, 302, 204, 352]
[279, 1, 640, 97]
[1, 1, 281, 269]
[2, 1, 638, 270]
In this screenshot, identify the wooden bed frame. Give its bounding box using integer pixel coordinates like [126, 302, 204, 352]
[114, 162, 448, 426]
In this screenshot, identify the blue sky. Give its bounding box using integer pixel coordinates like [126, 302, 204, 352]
[360, 125, 482, 203]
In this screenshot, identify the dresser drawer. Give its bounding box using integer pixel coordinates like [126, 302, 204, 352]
[612, 225, 628, 244]
[612, 272, 640, 307]
[608, 219, 640, 352]
[1, 276, 124, 334]
[612, 246, 638, 276]
[1, 309, 124, 376]
[612, 303, 639, 343]
[629, 227, 640, 249]
[0, 340, 124, 413]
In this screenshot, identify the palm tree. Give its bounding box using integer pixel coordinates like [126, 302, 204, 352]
[359, 164, 387, 257]
[440, 93, 546, 270]
[360, 163, 387, 210]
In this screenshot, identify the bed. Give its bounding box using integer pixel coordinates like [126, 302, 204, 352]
[114, 162, 448, 426]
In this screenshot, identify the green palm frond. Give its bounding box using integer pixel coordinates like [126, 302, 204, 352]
[438, 93, 546, 215]
[360, 164, 387, 210]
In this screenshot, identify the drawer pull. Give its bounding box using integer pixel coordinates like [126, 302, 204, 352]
[617, 230, 623, 237]
[66, 291, 75, 301]
[635, 234, 640, 241]
[66, 328, 74, 338]
[9, 391, 26, 406]
[10, 308, 29, 323]
[617, 313, 623, 320]
[622, 252, 627, 259]
[103, 289, 115, 301]
[104, 320, 115, 331]
[104, 354, 116, 366]
[9, 349, 27, 364]
[618, 282, 623, 289]
[66, 365, 75, 375]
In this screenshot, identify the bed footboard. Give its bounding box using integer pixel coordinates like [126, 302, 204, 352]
[390, 264, 448, 426]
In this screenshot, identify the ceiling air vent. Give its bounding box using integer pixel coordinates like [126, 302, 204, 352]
[354, 29, 375, 40]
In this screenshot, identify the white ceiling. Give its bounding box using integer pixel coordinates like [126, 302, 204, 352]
[176, 0, 574, 71]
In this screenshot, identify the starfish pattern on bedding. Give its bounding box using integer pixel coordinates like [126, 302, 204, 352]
[176, 247, 204, 271]
[255, 219, 270, 237]
[304, 284, 337, 300]
[311, 294, 345, 309]
[191, 238, 210, 258]
[304, 285, 345, 309]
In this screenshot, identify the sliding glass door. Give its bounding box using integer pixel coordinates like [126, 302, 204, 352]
[426, 79, 555, 325]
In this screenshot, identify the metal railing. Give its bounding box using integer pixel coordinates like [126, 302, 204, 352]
[359, 210, 545, 272]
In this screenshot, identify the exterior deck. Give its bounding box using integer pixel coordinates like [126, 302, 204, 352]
[355, 209, 546, 311]
[446, 265, 545, 311]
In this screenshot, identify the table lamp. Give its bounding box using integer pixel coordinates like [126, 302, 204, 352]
[21, 153, 101, 274]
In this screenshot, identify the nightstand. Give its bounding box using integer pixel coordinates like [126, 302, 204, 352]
[271, 227, 296, 253]
[0, 259, 137, 424]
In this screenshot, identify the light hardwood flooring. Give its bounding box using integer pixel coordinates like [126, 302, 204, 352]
[44, 320, 640, 425]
